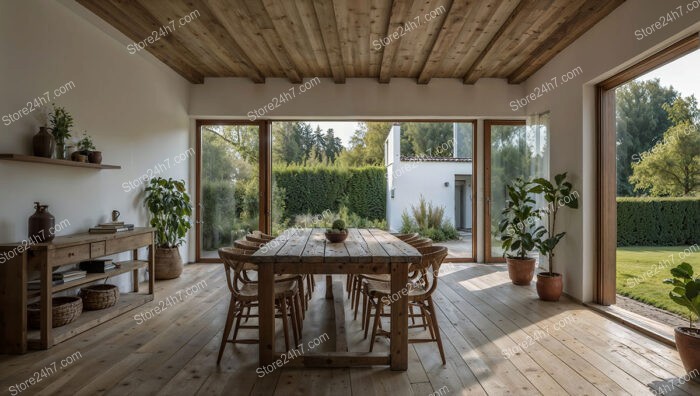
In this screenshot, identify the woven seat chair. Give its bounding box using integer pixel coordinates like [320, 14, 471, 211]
[407, 237, 433, 249]
[216, 247, 303, 364]
[365, 246, 449, 364]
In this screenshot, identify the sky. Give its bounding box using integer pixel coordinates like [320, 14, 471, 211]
[637, 48, 700, 97]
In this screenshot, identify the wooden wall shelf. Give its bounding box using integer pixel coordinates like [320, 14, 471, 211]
[0, 154, 121, 169]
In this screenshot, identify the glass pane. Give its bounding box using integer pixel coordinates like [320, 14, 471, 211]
[199, 124, 259, 259]
[489, 119, 549, 259]
[388, 122, 474, 259]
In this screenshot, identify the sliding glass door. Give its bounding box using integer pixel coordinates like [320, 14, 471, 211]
[484, 118, 549, 262]
[195, 121, 266, 262]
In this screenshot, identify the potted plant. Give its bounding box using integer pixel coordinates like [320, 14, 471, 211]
[74, 132, 102, 164]
[49, 105, 73, 160]
[498, 178, 544, 285]
[531, 173, 579, 301]
[664, 262, 700, 375]
[325, 219, 348, 243]
[73, 132, 94, 163]
[144, 178, 192, 280]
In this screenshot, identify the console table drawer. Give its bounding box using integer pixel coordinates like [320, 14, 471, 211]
[90, 241, 106, 258]
[106, 234, 152, 255]
[50, 245, 90, 267]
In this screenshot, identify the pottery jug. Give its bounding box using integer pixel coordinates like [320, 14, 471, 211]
[33, 127, 55, 158]
[28, 202, 55, 242]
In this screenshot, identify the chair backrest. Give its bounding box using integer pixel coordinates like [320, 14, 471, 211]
[218, 247, 254, 295]
[409, 237, 433, 249]
[234, 239, 262, 251]
[246, 234, 269, 244]
[251, 230, 275, 241]
[395, 233, 419, 241]
[415, 246, 448, 295]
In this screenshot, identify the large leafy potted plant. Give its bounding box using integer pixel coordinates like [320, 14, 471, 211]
[531, 173, 579, 301]
[664, 262, 700, 375]
[144, 178, 192, 280]
[498, 178, 544, 285]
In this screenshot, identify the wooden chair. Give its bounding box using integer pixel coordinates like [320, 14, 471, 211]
[365, 246, 448, 364]
[392, 233, 419, 241]
[245, 234, 270, 244]
[216, 248, 303, 364]
[231, 239, 309, 316]
[251, 230, 275, 241]
[408, 237, 433, 249]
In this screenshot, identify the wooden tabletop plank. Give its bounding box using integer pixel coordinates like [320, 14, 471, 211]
[358, 229, 391, 263]
[368, 229, 420, 263]
[275, 228, 312, 262]
[324, 230, 350, 263]
[252, 229, 294, 263]
[300, 228, 326, 263]
[344, 228, 372, 263]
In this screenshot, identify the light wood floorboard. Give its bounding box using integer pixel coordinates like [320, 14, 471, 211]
[1, 263, 698, 395]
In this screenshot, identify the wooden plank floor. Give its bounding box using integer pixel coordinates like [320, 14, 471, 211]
[1, 263, 698, 395]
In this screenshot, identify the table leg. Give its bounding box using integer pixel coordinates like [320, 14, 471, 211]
[389, 263, 408, 371]
[259, 264, 275, 366]
[132, 248, 139, 293]
[325, 275, 333, 299]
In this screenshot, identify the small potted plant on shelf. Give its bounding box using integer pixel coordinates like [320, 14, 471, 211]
[73, 132, 94, 163]
[498, 178, 544, 285]
[325, 219, 348, 243]
[530, 173, 579, 301]
[144, 178, 192, 280]
[664, 262, 700, 376]
[49, 104, 73, 160]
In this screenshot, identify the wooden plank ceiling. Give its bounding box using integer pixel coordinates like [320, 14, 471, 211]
[77, 0, 625, 85]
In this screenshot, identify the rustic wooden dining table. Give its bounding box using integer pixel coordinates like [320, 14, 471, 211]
[249, 228, 421, 371]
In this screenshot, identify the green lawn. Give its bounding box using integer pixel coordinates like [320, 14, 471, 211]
[616, 246, 700, 318]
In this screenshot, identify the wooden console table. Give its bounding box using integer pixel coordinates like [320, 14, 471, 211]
[0, 227, 155, 353]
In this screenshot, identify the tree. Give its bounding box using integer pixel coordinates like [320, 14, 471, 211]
[616, 79, 678, 196]
[337, 122, 392, 166]
[401, 122, 453, 157]
[272, 122, 304, 165]
[629, 122, 700, 196]
[663, 95, 700, 125]
[323, 128, 344, 164]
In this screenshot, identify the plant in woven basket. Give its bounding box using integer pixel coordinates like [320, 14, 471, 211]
[144, 178, 192, 280]
[144, 178, 192, 248]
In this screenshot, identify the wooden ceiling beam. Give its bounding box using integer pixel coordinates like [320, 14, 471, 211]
[507, 0, 626, 84]
[462, 0, 528, 84]
[312, 0, 346, 83]
[417, 0, 468, 84]
[77, 0, 205, 83]
[378, 0, 414, 83]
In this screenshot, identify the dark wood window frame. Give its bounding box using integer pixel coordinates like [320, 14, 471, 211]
[195, 119, 477, 263]
[595, 33, 699, 305]
[195, 119, 270, 263]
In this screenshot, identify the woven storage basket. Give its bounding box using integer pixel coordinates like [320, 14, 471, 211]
[79, 284, 119, 310]
[27, 296, 82, 329]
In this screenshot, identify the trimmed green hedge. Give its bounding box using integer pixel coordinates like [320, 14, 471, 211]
[617, 197, 700, 246]
[273, 165, 386, 220]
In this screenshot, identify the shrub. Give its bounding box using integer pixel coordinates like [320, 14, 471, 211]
[401, 198, 458, 242]
[273, 165, 386, 220]
[617, 197, 700, 246]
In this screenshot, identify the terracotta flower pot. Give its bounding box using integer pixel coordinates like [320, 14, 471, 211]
[151, 247, 183, 280]
[675, 327, 700, 377]
[325, 231, 348, 243]
[506, 257, 536, 285]
[536, 272, 563, 301]
[88, 151, 102, 164]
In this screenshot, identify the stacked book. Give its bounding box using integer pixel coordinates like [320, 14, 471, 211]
[79, 259, 117, 273]
[89, 222, 135, 234]
[28, 279, 64, 290]
[53, 269, 87, 283]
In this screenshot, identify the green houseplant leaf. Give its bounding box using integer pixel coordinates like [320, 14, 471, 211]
[144, 177, 192, 248]
[665, 263, 700, 328]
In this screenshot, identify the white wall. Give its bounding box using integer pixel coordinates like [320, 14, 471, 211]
[0, 0, 192, 290]
[387, 160, 473, 232]
[522, 0, 700, 301]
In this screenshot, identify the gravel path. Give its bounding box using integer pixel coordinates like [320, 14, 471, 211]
[616, 294, 697, 328]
